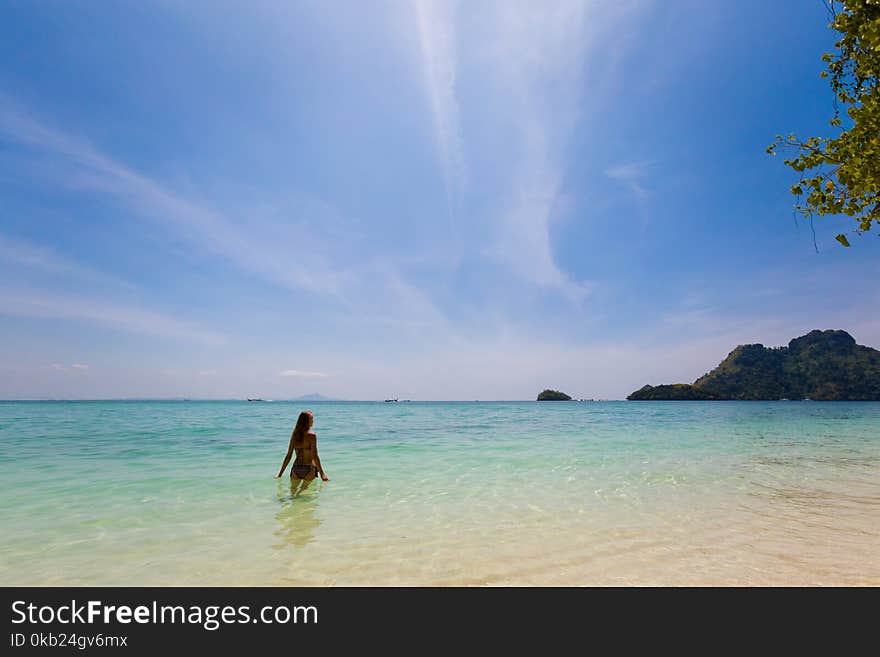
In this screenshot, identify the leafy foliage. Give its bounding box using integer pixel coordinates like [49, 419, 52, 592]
[537, 389, 573, 401]
[626, 384, 723, 401]
[766, 0, 880, 246]
[628, 329, 880, 400]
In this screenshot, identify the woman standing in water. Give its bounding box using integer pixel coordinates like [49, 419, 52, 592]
[276, 410, 329, 487]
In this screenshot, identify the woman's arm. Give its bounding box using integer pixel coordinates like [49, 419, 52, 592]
[275, 431, 295, 478]
[311, 433, 329, 481]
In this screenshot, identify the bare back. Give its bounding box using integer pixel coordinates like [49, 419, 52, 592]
[293, 431, 317, 465]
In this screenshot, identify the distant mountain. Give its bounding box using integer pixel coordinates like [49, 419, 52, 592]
[292, 393, 339, 401]
[628, 330, 880, 401]
[537, 389, 573, 401]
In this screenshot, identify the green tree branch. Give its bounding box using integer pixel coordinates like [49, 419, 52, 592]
[768, 0, 880, 247]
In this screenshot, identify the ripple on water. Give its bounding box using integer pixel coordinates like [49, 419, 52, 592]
[0, 400, 878, 585]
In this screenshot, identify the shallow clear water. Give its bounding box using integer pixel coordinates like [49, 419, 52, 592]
[1, 400, 878, 585]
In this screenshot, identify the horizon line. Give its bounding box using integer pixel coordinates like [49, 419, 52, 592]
[0, 397, 621, 403]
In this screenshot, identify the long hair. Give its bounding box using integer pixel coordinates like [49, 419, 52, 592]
[292, 410, 313, 448]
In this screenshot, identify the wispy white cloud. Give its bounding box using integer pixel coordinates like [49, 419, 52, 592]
[0, 288, 225, 344]
[279, 369, 328, 378]
[46, 363, 90, 372]
[0, 232, 83, 274]
[605, 160, 652, 199]
[422, 0, 648, 302]
[0, 231, 131, 289]
[0, 98, 351, 298]
[479, 1, 590, 299]
[408, 2, 628, 302]
[414, 0, 465, 215]
[0, 98, 456, 337]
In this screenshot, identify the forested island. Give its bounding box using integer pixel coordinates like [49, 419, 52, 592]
[537, 389, 573, 401]
[628, 330, 880, 401]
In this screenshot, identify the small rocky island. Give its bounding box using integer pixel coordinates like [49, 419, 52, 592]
[628, 330, 880, 401]
[537, 389, 573, 401]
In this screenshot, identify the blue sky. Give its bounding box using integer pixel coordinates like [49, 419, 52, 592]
[1, 0, 877, 400]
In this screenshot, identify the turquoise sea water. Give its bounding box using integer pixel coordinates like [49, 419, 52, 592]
[1, 400, 878, 585]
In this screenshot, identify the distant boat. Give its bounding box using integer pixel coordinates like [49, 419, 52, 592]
[247, 398, 265, 402]
[384, 398, 398, 403]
